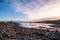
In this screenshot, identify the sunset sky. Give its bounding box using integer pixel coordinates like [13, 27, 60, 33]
[0, 0, 60, 21]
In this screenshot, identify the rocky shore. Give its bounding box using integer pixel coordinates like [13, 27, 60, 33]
[0, 21, 60, 40]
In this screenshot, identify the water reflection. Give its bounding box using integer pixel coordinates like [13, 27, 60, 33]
[20, 23, 54, 28]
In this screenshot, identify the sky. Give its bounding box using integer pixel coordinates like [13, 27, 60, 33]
[0, 0, 60, 21]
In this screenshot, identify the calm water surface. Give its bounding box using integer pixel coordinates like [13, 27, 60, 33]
[20, 23, 54, 28]
[19, 23, 60, 31]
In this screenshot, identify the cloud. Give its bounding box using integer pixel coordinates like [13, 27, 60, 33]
[10, 0, 60, 21]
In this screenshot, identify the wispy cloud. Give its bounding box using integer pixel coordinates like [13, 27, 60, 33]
[10, 0, 60, 21]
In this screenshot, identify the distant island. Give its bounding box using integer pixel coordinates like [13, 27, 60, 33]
[33, 19, 60, 24]
[41, 20, 60, 24]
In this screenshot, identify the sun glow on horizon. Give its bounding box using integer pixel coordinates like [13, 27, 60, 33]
[0, 0, 60, 21]
[12, 0, 60, 21]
